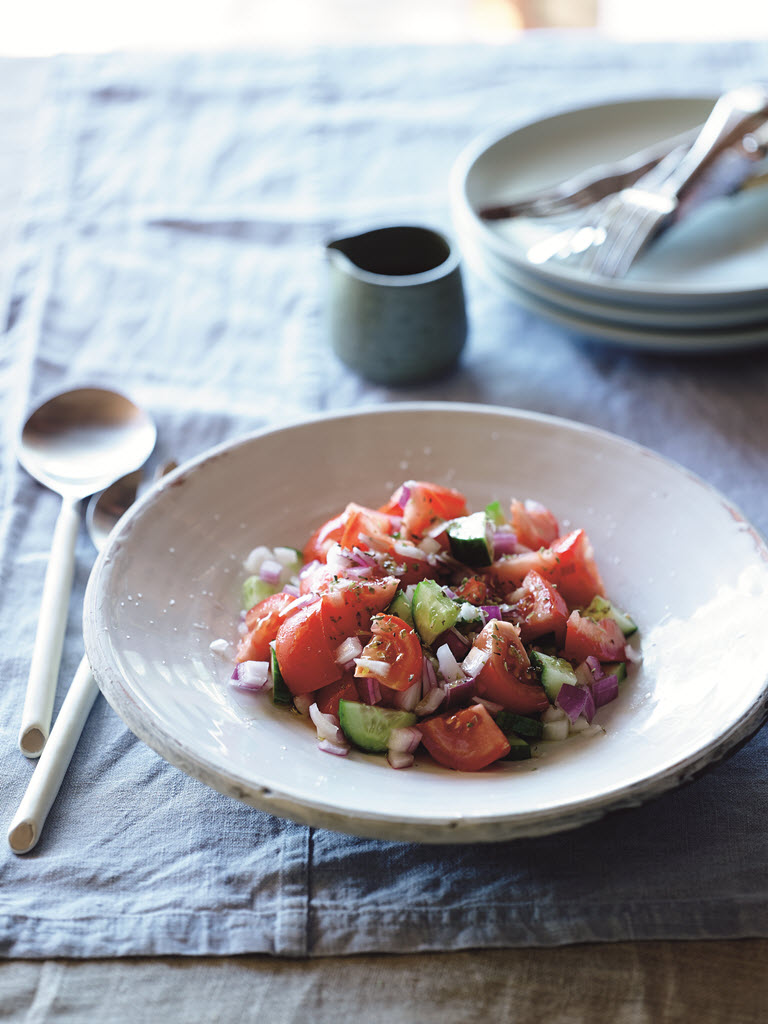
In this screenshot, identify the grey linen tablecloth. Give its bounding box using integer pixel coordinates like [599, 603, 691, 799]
[2, 37, 768, 962]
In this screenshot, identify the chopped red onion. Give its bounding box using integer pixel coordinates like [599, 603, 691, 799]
[299, 559, 321, 580]
[392, 679, 422, 712]
[425, 520, 449, 541]
[492, 530, 518, 557]
[387, 750, 415, 769]
[359, 677, 382, 705]
[592, 673, 619, 707]
[318, 738, 350, 757]
[415, 686, 445, 716]
[350, 547, 380, 568]
[283, 583, 300, 597]
[293, 693, 313, 716]
[474, 696, 504, 714]
[436, 642, 463, 684]
[419, 536, 442, 555]
[393, 539, 427, 561]
[556, 683, 589, 723]
[586, 655, 604, 680]
[442, 676, 477, 709]
[388, 725, 422, 754]
[481, 605, 502, 621]
[583, 686, 596, 723]
[397, 483, 412, 508]
[359, 531, 390, 553]
[309, 703, 345, 745]
[421, 655, 438, 692]
[354, 657, 390, 679]
[499, 604, 518, 624]
[282, 592, 320, 615]
[335, 636, 363, 665]
[574, 661, 594, 688]
[230, 660, 270, 692]
[344, 565, 375, 579]
[326, 543, 354, 571]
[461, 645, 489, 679]
[436, 626, 471, 660]
[542, 717, 569, 741]
[259, 558, 283, 585]
[442, 586, 457, 599]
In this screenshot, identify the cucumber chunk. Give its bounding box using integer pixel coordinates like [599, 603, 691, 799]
[601, 660, 628, 684]
[495, 710, 544, 740]
[270, 647, 293, 706]
[582, 595, 637, 636]
[446, 511, 494, 568]
[338, 700, 418, 753]
[504, 734, 533, 761]
[242, 575, 277, 611]
[388, 588, 414, 628]
[412, 579, 460, 646]
[530, 651, 578, 703]
[484, 500, 505, 527]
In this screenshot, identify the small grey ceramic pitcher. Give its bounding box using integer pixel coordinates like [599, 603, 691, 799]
[325, 225, 467, 386]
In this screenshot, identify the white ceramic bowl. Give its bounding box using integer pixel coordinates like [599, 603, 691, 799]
[84, 404, 768, 843]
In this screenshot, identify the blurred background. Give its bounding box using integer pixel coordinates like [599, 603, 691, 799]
[2, 0, 767, 54]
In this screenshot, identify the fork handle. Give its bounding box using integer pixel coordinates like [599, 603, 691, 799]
[660, 84, 768, 200]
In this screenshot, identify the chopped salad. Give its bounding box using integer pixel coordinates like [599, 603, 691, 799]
[223, 480, 639, 772]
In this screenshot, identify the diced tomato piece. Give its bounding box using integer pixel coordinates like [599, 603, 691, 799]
[303, 511, 347, 563]
[419, 703, 511, 771]
[510, 499, 559, 550]
[508, 570, 569, 646]
[321, 575, 400, 644]
[473, 619, 549, 714]
[563, 611, 626, 662]
[274, 600, 341, 695]
[298, 560, 337, 596]
[354, 613, 422, 692]
[488, 547, 558, 589]
[547, 529, 605, 607]
[339, 503, 396, 554]
[489, 528, 604, 609]
[401, 481, 467, 540]
[378, 482, 410, 515]
[314, 675, 359, 717]
[236, 592, 297, 663]
[453, 575, 494, 606]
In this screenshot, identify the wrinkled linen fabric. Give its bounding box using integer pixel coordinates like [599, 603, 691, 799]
[2, 37, 768, 959]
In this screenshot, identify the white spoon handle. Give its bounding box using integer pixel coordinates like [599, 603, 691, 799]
[18, 494, 80, 757]
[8, 655, 99, 854]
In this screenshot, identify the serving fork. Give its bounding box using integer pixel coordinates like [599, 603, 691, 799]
[578, 84, 768, 279]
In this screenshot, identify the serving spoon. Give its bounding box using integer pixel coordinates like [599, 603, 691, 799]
[7, 464, 171, 855]
[17, 387, 156, 757]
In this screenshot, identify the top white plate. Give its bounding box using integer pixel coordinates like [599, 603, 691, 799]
[84, 404, 768, 844]
[451, 96, 768, 307]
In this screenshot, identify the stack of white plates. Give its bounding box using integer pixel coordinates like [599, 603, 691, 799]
[450, 96, 768, 351]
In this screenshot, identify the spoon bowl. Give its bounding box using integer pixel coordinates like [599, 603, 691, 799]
[19, 388, 156, 498]
[17, 387, 156, 756]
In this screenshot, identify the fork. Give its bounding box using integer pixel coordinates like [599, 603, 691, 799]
[578, 84, 768, 279]
[478, 126, 700, 221]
